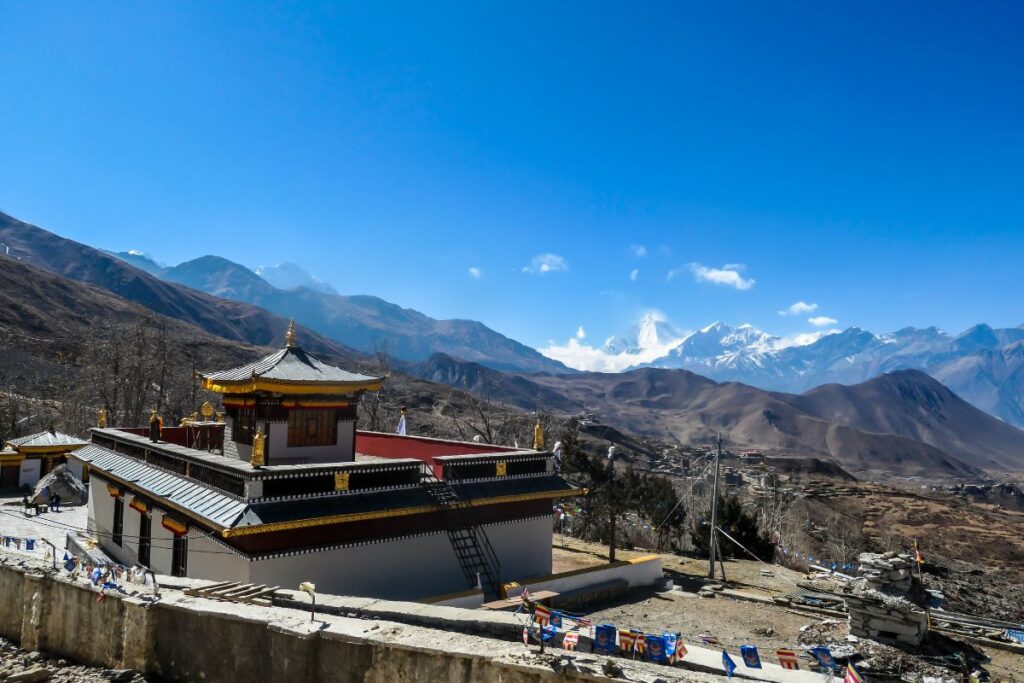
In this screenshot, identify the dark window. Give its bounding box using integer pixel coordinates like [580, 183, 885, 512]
[171, 535, 188, 577]
[112, 497, 124, 547]
[287, 409, 337, 447]
[138, 513, 151, 567]
[233, 408, 256, 446]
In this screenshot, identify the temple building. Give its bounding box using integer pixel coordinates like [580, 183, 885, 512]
[1, 429, 88, 490]
[72, 324, 581, 600]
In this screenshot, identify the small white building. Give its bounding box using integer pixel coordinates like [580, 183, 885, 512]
[1, 429, 88, 490]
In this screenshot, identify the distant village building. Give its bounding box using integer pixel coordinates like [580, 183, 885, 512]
[72, 323, 580, 600]
[722, 466, 743, 487]
[0, 429, 88, 489]
[737, 449, 765, 464]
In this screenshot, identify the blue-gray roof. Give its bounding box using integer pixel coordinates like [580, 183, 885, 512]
[201, 346, 380, 385]
[8, 430, 88, 450]
[74, 445, 252, 529]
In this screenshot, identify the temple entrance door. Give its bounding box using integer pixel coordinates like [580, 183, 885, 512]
[0, 465, 18, 489]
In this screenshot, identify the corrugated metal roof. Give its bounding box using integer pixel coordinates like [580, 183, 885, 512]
[200, 346, 380, 384]
[74, 445, 250, 529]
[8, 430, 88, 449]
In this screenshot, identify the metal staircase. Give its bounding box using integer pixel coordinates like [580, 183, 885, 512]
[421, 470, 502, 600]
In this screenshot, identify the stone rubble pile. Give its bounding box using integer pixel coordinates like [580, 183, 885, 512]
[856, 552, 915, 593]
[0, 636, 148, 683]
[845, 551, 929, 646]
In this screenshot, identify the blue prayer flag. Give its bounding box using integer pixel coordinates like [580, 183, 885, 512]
[722, 651, 737, 678]
[810, 646, 835, 670]
[740, 645, 762, 668]
[646, 635, 667, 662]
[594, 624, 617, 655]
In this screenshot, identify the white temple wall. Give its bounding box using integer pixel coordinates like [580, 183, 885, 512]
[482, 516, 553, 582]
[18, 459, 40, 488]
[250, 531, 467, 600]
[87, 476, 132, 565]
[265, 420, 355, 465]
[122, 504, 141, 561]
[248, 515, 554, 600]
[187, 533, 249, 582]
[149, 515, 174, 575]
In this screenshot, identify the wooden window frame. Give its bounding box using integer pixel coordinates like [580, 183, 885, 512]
[287, 409, 337, 448]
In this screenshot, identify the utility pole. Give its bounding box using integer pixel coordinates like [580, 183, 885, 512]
[606, 453, 617, 563]
[708, 432, 722, 579]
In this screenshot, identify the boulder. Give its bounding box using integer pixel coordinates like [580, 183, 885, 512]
[31, 464, 87, 506]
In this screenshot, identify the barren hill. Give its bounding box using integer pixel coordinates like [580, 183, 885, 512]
[528, 367, 1024, 476]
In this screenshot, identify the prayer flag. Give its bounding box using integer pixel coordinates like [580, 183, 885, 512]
[522, 627, 530, 647]
[1006, 629, 1024, 644]
[914, 539, 925, 565]
[646, 635, 667, 663]
[634, 633, 647, 655]
[699, 634, 719, 645]
[25, 539, 35, 551]
[777, 649, 799, 670]
[549, 612, 563, 629]
[740, 645, 762, 669]
[562, 632, 579, 651]
[844, 663, 864, 683]
[810, 647, 836, 670]
[593, 624, 616, 655]
[618, 630, 636, 654]
[722, 651, 737, 678]
[533, 604, 551, 626]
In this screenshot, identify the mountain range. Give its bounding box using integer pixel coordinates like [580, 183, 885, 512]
[621, 321, 1024, 428]
[0, 212, 567, 375]
[3, 209, 1024, 478]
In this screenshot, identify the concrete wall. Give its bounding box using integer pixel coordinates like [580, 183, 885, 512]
[0, 557, 697, 683]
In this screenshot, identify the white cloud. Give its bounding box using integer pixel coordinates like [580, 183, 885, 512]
[522, 253, 568, 274]
[676, 263, 756, 290]
[773, 328, 841, 349]
[127, 249, 146, 256]
[808, 316, 838, 327]
[628, 244, 647, 257]
[779, 301, 818, 316]
[575, 326, 586, 340]
[467, 267, 482, 279]
[629, 268, 639, 282]
[540, 314, 689, 372]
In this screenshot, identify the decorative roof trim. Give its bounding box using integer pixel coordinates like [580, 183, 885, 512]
[204, 378, 382, 395]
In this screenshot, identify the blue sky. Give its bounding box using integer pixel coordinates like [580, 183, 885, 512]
[1, 2, 1022, 366]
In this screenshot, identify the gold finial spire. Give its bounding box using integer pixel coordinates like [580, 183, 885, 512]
[286, 319, 297, 347]
[533, 417, 544, 450]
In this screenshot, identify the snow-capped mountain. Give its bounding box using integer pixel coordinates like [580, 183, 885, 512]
[602, 312, 685, 355]
[642, 322, 1024, 428]
[254, 262, 337, 294]
[645, 322, 781, 372]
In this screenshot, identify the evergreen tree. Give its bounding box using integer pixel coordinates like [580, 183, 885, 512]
[692, 495, 774, 561]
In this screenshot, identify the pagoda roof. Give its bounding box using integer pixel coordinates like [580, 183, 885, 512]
[7, 430, 88, 453]
[200, 346, 382, 394]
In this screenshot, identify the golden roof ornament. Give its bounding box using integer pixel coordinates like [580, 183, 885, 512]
[533, 417, 544, 450]
[285, 319, 297, 347]
[97, 407, 108, 428]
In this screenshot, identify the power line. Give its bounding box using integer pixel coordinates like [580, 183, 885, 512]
[0, 508, 238, 556]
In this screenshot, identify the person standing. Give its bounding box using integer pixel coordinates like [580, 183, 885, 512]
[52, 493, 61, 513]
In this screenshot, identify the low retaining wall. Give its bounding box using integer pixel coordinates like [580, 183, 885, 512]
[504, 555, 665, 599]
[0, 557, 705, 683]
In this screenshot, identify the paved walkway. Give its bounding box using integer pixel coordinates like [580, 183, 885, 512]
[0, 494, 89, 561]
